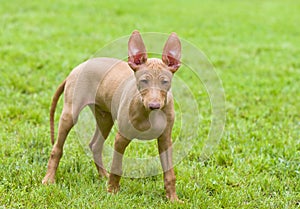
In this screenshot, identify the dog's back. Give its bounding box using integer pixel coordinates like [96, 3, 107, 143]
[64, 57, 133, 113]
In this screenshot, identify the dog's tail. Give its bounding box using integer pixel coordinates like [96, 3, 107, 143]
[50, 80, 66, 145]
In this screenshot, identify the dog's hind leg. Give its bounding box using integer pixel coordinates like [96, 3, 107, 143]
[42, 103, 80, 184]
[89, 106, 113, 178]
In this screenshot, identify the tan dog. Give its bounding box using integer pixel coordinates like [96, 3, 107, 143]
[42, 30, 182, 202]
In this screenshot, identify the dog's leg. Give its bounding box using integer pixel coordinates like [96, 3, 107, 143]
[89, 107, 113, 178]
[42, 105, 78, 184]
[89, 128, 109, 178]
[158, 133, 179, 202]
[107, 132, 131, 193]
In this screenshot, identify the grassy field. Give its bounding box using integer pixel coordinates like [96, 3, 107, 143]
[1, 0, 299, 208]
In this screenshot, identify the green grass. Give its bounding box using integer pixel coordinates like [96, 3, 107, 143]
[1, 0, 300, 208]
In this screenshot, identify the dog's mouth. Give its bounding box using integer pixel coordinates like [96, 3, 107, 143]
[140, 90, 167, 111]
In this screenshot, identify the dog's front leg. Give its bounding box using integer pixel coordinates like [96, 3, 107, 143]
[107, 132, 131, 193]
[158, 133, 179, 202]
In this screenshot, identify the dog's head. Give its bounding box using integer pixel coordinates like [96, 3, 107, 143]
[128, 30, 181, 111]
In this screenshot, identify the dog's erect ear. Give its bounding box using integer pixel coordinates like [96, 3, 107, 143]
[162, 32, 181, 73]
[128, 30, 148, 71]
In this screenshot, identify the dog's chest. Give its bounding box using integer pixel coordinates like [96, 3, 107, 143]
[117, 110, 167, 140]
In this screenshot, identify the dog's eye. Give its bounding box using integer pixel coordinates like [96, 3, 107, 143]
[161, 80, 169, 85]
[140, 79, 148, 84]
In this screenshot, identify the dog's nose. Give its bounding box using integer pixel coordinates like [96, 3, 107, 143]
[148, 102, 161, 110]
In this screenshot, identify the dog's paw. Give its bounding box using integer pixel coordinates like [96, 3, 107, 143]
[98, 168, 109, 178]
[42, 174, 55, 184]
[107, 184, 120, 194]
[167, 194, 184, 203]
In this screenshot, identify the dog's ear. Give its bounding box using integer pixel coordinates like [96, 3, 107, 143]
[128, 30, 148, 71]
[162, 32, 181, 73]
